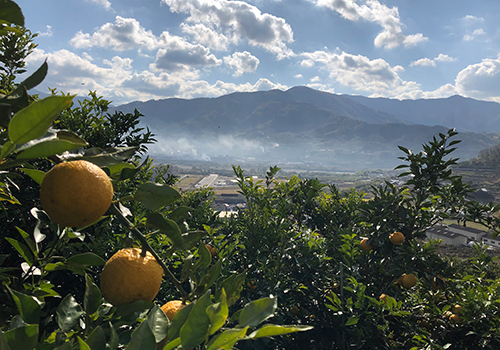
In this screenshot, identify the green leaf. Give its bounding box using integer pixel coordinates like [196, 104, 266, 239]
[180, 291, 212, 349]
[15, 227, 37, 259]
[5, 237, 33, 265]
[0, 325, 38, 350]
[167, 302, 193, 341]
[162, 337, 181, 350]
[0, 141, 16, 160]
[146, 305, 170, 344]
[56, 294, 84, 332]
[77, 337, 91, 350]
[146, 213, 183, 248]
[8, 287, 41, 324]
[248, 324, 313, 339]
[239, 297, 277, 328]
[9, 95, 74, 144]
[217, 272, 246, 306]
[84, 274, 102, 315]
[193, 242, 211, 271]
[85, 326, 107, 350]
[12, 61, 48, 94]
[345, 316, 359, 326]
[169, 206, 191, 224]
[127, 320, 156, 350]
[115, 300, 153, 318]
[207, 288, 228, 335]
[109, 321, 119, 350]
[206, 327, 248, 350]
[0, 0, 24, 26]
[199, 259, 222, 292]
[135, 182, 181, 210]
[21, 168, 45, 185]
[53, 344, 72, 350]
[17, 130, 88, 159]
[181, 230, 206, 250]
[66, 252, 105, 266]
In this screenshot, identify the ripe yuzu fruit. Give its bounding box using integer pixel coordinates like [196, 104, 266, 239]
[360, 238, 373, 251]
[100, 248, 163, 307]
[40, 160, 113, 227]
[400, 273, 417, 289]
[204, 244, 217, 257]
[161, 300, 185, 321]
[379, 294, 388, 304]
[389, 231, 405, 245]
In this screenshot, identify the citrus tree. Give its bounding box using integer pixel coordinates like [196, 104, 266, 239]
[0, 2, 313, 349]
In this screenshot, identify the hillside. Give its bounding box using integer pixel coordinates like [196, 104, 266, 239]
[115, 87, 500, 169]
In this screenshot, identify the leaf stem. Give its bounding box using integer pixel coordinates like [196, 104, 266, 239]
[109, 203, 187, 298]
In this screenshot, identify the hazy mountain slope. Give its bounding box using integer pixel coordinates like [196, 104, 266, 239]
[348, 94, 500, 133]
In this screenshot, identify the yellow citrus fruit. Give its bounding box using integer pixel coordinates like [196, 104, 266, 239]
[449, 313, 462, 323]
[452, 304, 462, 314]
[100, 248, 163, 307]
[204, 244, 217, 257]
[379, 294, 388, 303]
[40, 160, 113, 227]
[400, 273, 417, 288]
[389, 231, 405, 245]
[360, 238, 374, 251]
[161, 300, 185, 321]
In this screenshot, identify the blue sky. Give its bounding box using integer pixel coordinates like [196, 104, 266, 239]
[16, 0, 500, 105]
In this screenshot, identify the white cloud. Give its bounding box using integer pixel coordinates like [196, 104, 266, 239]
[462, 15, 484, 23]
[181, 23, 233, 51]
[310, 76, 321, 82]
[463, 28, 486, 42]
[315, 0, 427, 49]
[223, 51, 259, 76]
[410, 58, 436, 67]
[300, 50, 420, 96]
[39, 25, 53, 37]
[410, 54, 457, 67]
[86, 0, 112, 10]
[70, 16, 159, 51]
[294, 74, 303, 78]
[455, 55, 500, 102]
[162, 0, 294, 58]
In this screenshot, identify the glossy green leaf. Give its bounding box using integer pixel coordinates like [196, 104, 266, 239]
[162, 337, 181, 350]
[248, 324, 313, 339]
[180, 291, 212, 349]
[199, 259, 222, 292]
[84, 274, 102, 315]
[9, 95, 74, 144]
[5, 237, 33, 265]
[193, 242, 211, 271]
[207, 288, 228, 335]
[239, 297, 277, 328]
[15, 227, 36, 258]
[217, 272, 246, 306]
[206, 327, 248, 350]
[169, 206, 191, 224]
[146, 213, 183, 247]
[115, 300, 153, 318]
[127, 320, 156, 350]
[17, 130, 87, 159]
[167, 302, 193, 342]
[181, 230, 206, 250]
[8, 288, 41, 324]
[66, 252, 105, 266]
[21, 168, 45, 185]
[109, 321, 119, 350]
[83, 326, 106, 350]
[11, 61, 48, 95]
[78, 146, 137, 166]
[77, 337, 91, 350]
[345, 316, 359, 326]
[56, 294, 84, 332]
[0, 141, 16, 160]
[135, 182, 181, 210]
[53, 343, 72, 350]
[146, 305, 170, 344]
[0, 324, 38, 350]
[0, 0, 24, 26]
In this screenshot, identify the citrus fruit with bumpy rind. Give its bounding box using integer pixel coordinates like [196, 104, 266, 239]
[401, 273, 417, 288]
[40, 160, 113, 227]
[161, 300, 185, 321]
[360, 238, 373, 251]
[389, 231, 405, 245]
[100, 248, 164, 307]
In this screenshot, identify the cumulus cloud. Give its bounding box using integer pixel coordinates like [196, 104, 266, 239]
[315, 0, 427, 49]
[70, 16, 159, 50]
[300, 50, 420, 96]
[223, 51, 259, 76]
[463, 28, 486, 42]
[39, 25, 53, 37]
[455, 55, 500, 102]
[181, 23, 232, 51]
[162, 0, 294, 58]
[462, 15, 484, 23]
[86, 0, 112, 10]
[410, 54, 457, 67]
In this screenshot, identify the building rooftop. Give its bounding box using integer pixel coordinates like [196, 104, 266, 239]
[427, 226, 464, 239]
[448, 223, 487, 234]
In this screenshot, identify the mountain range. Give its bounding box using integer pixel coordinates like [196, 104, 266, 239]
[111, 86, 500, 169]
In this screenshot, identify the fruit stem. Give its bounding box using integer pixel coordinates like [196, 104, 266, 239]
[109, 203, 187, 298]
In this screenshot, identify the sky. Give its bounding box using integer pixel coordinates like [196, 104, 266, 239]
[15, 0, 500, 106]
